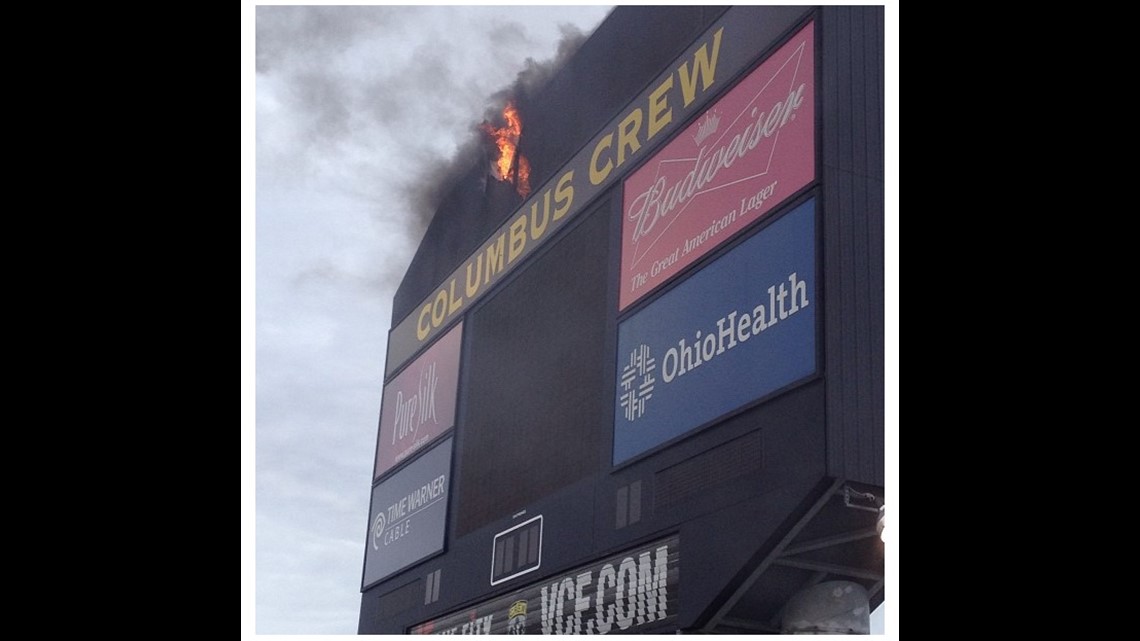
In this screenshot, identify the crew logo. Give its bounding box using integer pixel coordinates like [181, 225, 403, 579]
[508, 601, 528, 634]
[619, 344, 657, 421]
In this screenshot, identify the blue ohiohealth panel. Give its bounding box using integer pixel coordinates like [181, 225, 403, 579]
[614, 199, 816, 465]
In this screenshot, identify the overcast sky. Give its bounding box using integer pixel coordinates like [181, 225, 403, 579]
[249, 3, 615, 634]
[243, 2, 894, 636]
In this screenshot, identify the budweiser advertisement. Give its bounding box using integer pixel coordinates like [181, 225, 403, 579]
[620, 21, 815, 310]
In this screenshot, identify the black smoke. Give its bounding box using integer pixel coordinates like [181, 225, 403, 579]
[256, 6, 605, 289]
[402, 24, 591, 236]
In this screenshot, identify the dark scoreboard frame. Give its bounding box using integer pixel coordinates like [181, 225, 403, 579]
[361, 5, 884, 634]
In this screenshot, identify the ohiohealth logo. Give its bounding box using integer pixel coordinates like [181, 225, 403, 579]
[620, 344, 656, 421]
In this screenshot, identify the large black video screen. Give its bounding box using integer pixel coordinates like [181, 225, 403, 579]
[457, 202, 611, 536]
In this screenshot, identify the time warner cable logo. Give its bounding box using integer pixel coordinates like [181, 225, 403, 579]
[620, 345, 657, 421]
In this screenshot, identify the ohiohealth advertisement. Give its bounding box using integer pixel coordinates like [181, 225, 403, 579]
[614, 199, 816, 465]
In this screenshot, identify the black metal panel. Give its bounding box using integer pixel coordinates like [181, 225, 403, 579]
[676, 477, 826, 630]
[864, 8, 886, 485]
[821, 5, 885, 486]
[868, 176, 885, 481]
[655, 430, 765, 510]
[456, 202, 611, 537]
[359, 578, 423, 633]
[598, 380, 828, 631]
[393, 164, 485, 323]
[435, 477, 600, 623]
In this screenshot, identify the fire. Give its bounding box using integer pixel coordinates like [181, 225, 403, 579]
[481, 100, 531, 199]
[516, 155, 531, 199]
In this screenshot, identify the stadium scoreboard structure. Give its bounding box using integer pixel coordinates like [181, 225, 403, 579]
[360, 5, 885, 634]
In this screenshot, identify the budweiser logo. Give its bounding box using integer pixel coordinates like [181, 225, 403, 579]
[692, 110, 721, 145]
[626, 82, 807, 257]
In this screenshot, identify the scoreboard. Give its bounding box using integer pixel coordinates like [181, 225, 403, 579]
[361, 5, 885, 634]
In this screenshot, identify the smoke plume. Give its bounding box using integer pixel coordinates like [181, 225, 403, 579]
[402, 24, 591, 236]
[257, 6, 607, 288]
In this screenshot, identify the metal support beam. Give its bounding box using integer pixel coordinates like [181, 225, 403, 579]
[717, 617, 782, 633]
[772, 558, 884, 581]
[701, 478, 845, 632]
[804, 569, 830, 588]
[780, 527, 879, 557]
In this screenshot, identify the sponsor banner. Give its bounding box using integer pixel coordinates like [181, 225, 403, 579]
[410, 535, 680, 635]
[363, 438, 453, 589]
[376, 322, 463, 481]
[620, 21, 815, 310]
[386, 7, 815, 376]
[614, 199, 816, 465]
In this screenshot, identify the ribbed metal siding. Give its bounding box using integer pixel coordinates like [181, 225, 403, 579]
[821, 5, 885, 486]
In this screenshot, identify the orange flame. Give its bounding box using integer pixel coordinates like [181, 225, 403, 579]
[481, 100, 531, 199]
[516, 155, 531, 199]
